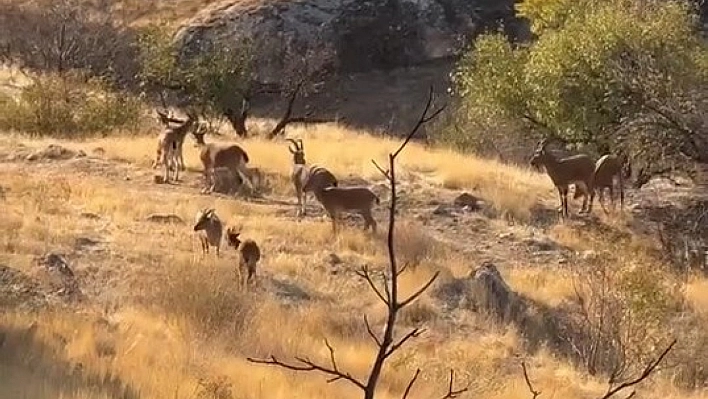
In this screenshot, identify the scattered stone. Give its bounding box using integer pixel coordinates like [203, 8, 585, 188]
[36, 253, 74, 278]
[453, 192, 481, 210]
[74, 237, 102, 251]
[522, 237, 559, 252]
[468, 262, 525, 322]
[145, 213, 184, 224]
[328, 253, 342, 265]
[498, 232, 514, 240]
[580, 250, 599, 261]
[432, 204, 454, 217]
[75, 150, 87, 158]
[153, 175, 166, 184]
[92, 147, 106, 156]
[80, 212, 101, 220]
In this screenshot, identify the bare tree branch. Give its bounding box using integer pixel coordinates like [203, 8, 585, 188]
[385, 328, 425, 358]
[398, 272, 440, 309]
[521, 361, 541, 399]
[267, 80, 333, 139]
[355, 266, 390, 305]
[246, 339, 367, 391]
[598, 339, 676, 399]
[363, 314, 382, 347]
[440, 370, 469, 399]
[371, 159, 391, 181]
[401, 369, 422, 399]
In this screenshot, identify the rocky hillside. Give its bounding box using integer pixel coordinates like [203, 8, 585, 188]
[174, 0, 529, 133]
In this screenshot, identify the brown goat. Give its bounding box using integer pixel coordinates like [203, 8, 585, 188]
[530, 139, 595, 218]
[153, 111, 198, 183]
[287, 138, 338, 216]
[588, 154, 625, 214]
[192, 126, 253, 195]
[193, 208, 223, 257]
[313, 186, 380, 234]
[225, 227, 261, 287]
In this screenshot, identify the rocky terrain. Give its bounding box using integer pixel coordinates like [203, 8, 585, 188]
[173, 0, 528, 133]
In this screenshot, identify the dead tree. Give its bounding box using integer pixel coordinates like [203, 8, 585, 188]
[247, 86, 465, 399]
[266, 80, 332, 139]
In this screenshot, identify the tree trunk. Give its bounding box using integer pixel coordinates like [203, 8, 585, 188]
[224, 99, 248, 137]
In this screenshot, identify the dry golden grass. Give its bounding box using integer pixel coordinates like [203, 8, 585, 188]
[1, 122, 707, 399]
[0, 121, 554, 221]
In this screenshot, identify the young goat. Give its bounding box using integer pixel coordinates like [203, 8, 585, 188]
[192, 126, 253, 195]
[225, 227, 261, 287]
[587, 154, 626, 214]
[193, 208, 223, 257]
[287, 138, 338, 216]
[152, 110, 197, 180]
[313, 186, 380, 234]
[530, 139, 595, 218]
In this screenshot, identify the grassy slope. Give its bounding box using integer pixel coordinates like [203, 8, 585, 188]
[0, 120, 707, 399]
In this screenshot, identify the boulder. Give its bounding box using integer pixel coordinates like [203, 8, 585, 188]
[176, 0, 524, 83]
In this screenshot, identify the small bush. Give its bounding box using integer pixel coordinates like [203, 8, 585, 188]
[149, 260, 256, 340]
[570, 259, 683, 378]
[395, 222, 439, 268]
[0, 73, 142, 137]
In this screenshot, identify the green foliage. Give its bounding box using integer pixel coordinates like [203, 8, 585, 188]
[515, 0, 578, 35]
[136, 23, 179, 95]
[136, 23, 253, 121]
[452, 0, 707, 174]
[0, 73, 142, 137]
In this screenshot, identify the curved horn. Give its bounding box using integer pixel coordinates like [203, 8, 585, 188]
[286, 138, 300, 153]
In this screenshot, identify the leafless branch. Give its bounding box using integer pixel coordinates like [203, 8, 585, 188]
[521, 361, 541, 399]
[246, 339, 366, 391]
[440, 370, 469, 399]
[266, 80, 333, 139]
[398, 272, 440, 309]
[401, 369, 422, 399]
[385, 328, 424, 358]
[363, 315, 381, 347]
[371, 159, 391, 181]
[355, 266, 390, 305]
[598, 339, 676, 399]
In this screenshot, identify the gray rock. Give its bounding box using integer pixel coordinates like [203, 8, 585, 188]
[432, 204, 454, 217]
[453, 192, 481, 210]
[175, 0, 525, 84]
[328, 253, 342, 265]
[522, 237, 559, 252]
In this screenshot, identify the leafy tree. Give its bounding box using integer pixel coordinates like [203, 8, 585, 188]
[137, 24, 253, 136]
[452, 0, 707, 184]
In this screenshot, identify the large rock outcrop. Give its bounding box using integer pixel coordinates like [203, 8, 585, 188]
[174, 0, 526, 133]
[176, 0, 523, 83]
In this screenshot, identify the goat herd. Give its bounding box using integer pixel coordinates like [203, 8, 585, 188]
[529, 138, 626, 219]
[151, 109, 381, 287]
[151, 110, 627, 287]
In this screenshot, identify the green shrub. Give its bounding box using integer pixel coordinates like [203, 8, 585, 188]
[450, 0, 707, 177]
[0, 73, 142, 137]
